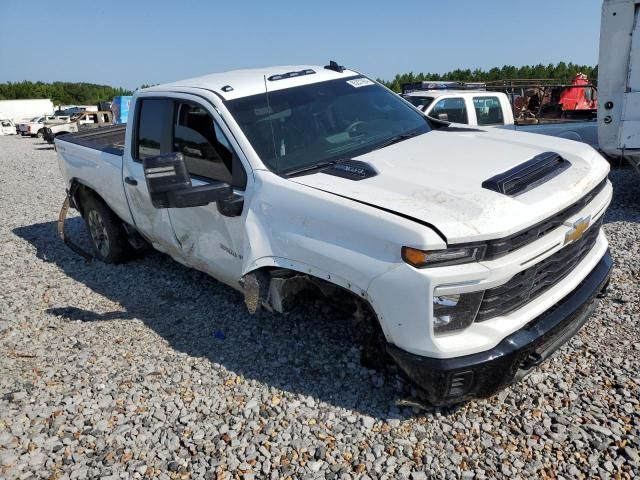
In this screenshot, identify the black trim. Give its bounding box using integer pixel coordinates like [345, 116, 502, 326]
[480, 178, 608, 260]
[322, 160, 378, 181]
[482, 152, 571, 196]
[439, 126, 486, 133]
[387, 251, 613, 406]
[268, 69, 316, 81]
[476, 216, 603, 321]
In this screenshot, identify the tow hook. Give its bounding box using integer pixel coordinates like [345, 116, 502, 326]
[520, 352, 543, 369]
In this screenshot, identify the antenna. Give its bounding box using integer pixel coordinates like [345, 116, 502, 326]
[263, 75, 279, 173]
[324, 60, 345, 73]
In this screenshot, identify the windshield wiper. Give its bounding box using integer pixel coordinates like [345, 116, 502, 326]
[373, 130, 422, 151]
[283, 160, 340, 177]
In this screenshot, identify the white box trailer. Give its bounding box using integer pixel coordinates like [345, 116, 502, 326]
[0, 99, 54, 123]
[598, 0, 640, 172]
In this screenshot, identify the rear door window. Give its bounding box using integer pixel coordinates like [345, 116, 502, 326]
[473, 96, 505, 125]
[135, 98, 173, 160]
[429, 97, 468, 124]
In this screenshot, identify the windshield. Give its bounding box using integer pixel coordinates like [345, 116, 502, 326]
[403, 95, 434, 111]
[226, 77, 430, 174]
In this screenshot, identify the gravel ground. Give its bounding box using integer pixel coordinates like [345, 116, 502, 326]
[0, 134, 638, 480]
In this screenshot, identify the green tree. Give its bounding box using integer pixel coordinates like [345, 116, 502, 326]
[0, 81, 133, 105]
[379, 62, 598, 92]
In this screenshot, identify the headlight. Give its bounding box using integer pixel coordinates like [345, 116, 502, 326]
[402, 245, 486, 268]
[433, 291, 484, 334]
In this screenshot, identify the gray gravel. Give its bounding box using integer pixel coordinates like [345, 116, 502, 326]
[0, 134, 638, 479]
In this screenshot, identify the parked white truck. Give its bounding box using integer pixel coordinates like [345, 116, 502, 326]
[55, 63, 612, 405]
[403, 89, 599, 147]
[18, 115, 70, 137]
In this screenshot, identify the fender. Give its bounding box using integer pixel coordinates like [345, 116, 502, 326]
[242, 255, 399, 343]
[237, 171, 445, 344]
[246, 255, 370, 298]
[239, 170, 444, 288]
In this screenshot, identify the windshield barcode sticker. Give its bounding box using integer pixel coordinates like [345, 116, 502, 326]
[346, 78, 374, 88]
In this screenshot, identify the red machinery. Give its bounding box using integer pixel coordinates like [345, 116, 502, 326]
[486, 73, 598, 120]
[558, 73, 598, 112]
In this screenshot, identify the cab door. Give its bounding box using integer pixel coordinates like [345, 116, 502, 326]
[165, 96, 250, 288]
[122, 96, 184, 259]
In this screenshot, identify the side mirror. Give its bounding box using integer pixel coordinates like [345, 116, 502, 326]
[437, 113, 449, 122]
[143, 153, 233, 208]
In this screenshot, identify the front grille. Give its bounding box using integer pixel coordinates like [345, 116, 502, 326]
[475, 216, 603, 322]
[483, 178, 607, 260]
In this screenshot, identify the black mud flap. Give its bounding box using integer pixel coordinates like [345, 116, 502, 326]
[57, 183, 93, 262]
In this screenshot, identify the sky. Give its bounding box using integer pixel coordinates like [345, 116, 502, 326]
[0, 0, 603, 90]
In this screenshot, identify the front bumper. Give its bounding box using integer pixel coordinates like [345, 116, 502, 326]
[387, 250, 613, 406]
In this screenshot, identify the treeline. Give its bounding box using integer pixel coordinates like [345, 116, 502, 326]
[0, 62, 597, 102]
[378, 62, 597, 92]
[0, 81, 133, 105]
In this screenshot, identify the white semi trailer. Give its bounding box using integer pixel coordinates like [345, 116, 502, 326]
[598, 0, 640, 172]
[0, 99, 54, 123]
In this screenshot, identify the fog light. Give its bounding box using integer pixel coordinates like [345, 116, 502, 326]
[433, 291, 484, 334]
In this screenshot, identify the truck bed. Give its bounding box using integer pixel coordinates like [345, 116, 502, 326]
[56, 124, 134, 225]
[57, 124, 126, 156]
[505, 120, 598, 148]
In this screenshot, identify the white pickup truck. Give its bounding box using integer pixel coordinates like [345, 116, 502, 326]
[403, 89, 599, 148]
[18, 115, 66, 137]
[55, 63, 613, 405]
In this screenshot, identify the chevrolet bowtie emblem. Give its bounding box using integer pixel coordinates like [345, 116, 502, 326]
[564, 216, 591, 245]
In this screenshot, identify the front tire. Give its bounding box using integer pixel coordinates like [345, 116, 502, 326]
[82, 195, 129, 263]
[36, 129, 44, 139]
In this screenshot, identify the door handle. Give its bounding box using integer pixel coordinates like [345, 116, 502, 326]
[124, 176, 138, 186]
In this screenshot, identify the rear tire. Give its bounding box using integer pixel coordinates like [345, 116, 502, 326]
[82, 195, 130, 263]
[36, 129, 44, 139]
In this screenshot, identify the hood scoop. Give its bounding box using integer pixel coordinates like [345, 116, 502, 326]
[322, 160, 378, 181]
[482, 152, 571, 196]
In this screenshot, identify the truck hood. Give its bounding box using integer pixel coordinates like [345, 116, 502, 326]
[289, 127, 609, 243]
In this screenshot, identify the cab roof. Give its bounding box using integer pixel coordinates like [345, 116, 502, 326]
[143, 65, 361, 101]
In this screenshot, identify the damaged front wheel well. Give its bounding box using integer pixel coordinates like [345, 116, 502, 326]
[241, 267, 389, 369]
